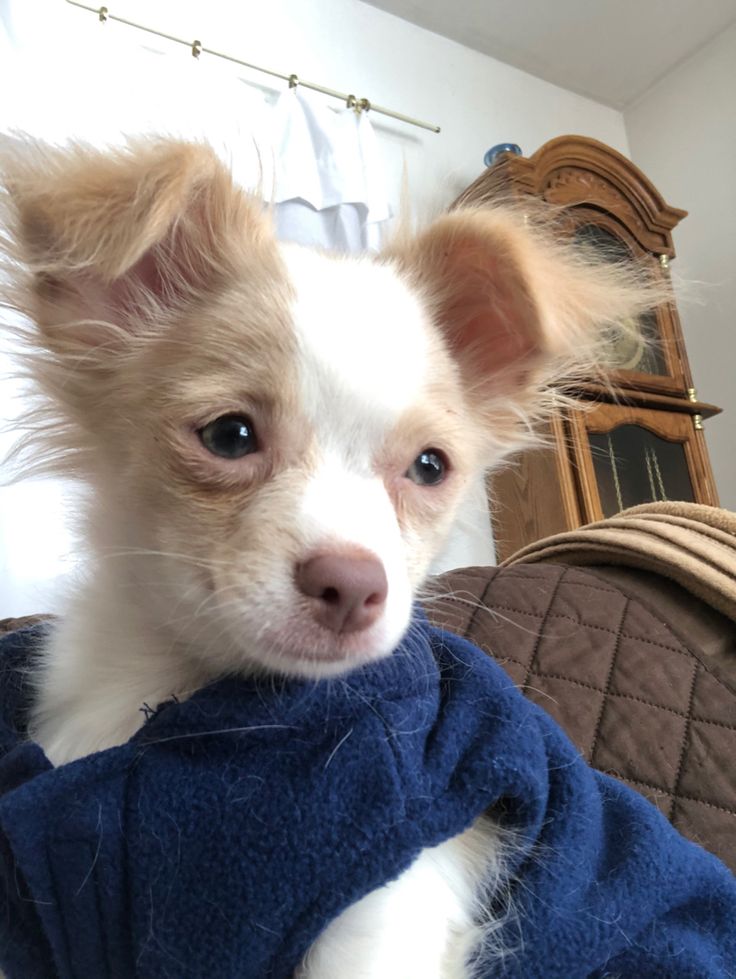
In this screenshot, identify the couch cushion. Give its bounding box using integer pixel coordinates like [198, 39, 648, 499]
[427, 563, 736, 873]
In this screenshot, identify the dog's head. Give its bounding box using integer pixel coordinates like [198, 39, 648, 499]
[1, 138, 660, 678]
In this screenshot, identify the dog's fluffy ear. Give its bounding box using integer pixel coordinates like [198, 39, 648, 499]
[0, 137, 271, 353]
[387, 207, 665, 412]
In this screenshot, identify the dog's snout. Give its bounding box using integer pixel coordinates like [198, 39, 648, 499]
[296, 552, 388, 634]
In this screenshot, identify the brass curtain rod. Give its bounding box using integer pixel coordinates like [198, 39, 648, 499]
[65, 1, 441, 134]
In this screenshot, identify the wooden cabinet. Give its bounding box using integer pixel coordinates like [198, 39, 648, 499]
[455, 136, 720, 561]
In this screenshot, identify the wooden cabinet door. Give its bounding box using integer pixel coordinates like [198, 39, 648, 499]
[566, 402, 719, 522]
[490, 402, 720, 561]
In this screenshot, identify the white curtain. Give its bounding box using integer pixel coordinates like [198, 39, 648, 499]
[0, 0, 390, 617]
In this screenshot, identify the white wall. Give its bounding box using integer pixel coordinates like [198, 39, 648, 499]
[625, 24, 736, 510]
[0, 0, 632, 614]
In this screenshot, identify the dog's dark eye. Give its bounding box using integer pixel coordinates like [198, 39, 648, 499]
[406, 450, 447, 486]
[199, 415, 258, 459]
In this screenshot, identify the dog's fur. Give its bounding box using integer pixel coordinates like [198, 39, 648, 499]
[0, 137, 665, 976]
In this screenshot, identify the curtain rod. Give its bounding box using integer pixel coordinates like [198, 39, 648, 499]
[64, 1, 441, 134]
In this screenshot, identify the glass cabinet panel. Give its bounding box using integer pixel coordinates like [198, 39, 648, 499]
[588, 424, 694, 517]
[574, 224, 667, 376]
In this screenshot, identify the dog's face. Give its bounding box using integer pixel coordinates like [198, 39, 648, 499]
[1, 138, 656, 679]
[78, 246, 478, 678]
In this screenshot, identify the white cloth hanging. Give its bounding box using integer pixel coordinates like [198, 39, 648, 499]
[270, 89, 390, 252]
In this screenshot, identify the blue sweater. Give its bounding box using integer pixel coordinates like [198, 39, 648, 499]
[0, 621, 733, 978]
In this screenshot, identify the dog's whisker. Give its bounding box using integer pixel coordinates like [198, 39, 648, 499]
[418, 588, 549, 639]
[99, 547, 235, 570]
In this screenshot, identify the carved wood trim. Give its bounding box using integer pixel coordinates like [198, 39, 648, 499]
[454, 135, 687, 257]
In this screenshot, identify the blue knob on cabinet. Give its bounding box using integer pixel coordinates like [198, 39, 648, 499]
[483, 143, 522, 167]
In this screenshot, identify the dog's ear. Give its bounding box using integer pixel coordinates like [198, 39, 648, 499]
[1, 137, 273, 354]
[387, 208, 661, 411]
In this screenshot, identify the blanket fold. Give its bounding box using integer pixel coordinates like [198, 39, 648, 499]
[504, 501, 736, 623]
[0, 619, 734, 978]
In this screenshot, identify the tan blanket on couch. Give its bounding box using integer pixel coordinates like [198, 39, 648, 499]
[503, 502, 736, 623]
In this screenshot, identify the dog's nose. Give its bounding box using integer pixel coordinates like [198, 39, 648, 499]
[296, 552, 388, 634]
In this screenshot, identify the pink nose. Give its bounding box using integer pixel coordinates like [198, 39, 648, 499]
[296, 552, 388, 634]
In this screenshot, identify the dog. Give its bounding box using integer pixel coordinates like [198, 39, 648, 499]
[0, 137, 662, 977]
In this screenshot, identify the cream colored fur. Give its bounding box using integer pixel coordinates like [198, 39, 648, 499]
[0, 136, 667, 977]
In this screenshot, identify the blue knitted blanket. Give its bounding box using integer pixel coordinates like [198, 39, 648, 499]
[0, 620, 733, 978]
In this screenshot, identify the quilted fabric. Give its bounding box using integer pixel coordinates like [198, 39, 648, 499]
[426, 563, 736, 873]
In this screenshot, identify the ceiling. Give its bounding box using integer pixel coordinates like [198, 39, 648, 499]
[361, 0, 736, 108]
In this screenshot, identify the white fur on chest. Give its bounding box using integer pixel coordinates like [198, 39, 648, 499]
[29, 580, 211, 766]
[298, 819, 509, 979]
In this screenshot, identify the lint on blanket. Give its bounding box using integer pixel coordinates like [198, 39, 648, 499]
[0, 618, 734, 978]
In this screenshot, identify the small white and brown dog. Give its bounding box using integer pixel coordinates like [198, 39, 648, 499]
[0, 138, 660, 977]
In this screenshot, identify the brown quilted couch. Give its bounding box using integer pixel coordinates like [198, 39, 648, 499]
[427, 561, 736, 873]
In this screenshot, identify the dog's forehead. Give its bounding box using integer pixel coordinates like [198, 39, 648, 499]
[280, 245, 431, 428]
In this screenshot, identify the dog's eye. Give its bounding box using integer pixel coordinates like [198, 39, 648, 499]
[406, 449, 447, 486]
[199, 415, 258, 459]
